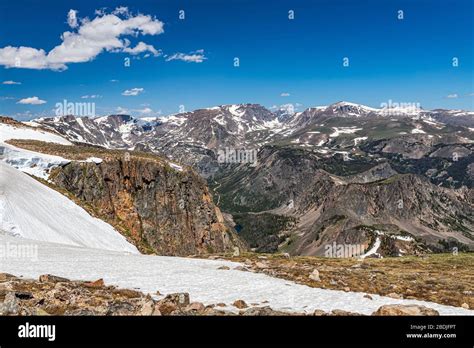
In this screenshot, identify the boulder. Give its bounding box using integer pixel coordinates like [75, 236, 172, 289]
[185, 302, 205, 312]
[0, 292, 19, 315]
[84, 278, 105, 288]
[372, 304, 439, 316]
[39, 274, 70, 283]
[0, 273, 18, 282]
[164, 293, 190, 307]
[232, 299, 248, 309]
[309, 269, 320, 282]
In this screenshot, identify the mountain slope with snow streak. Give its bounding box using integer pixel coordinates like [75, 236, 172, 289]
[0, 123, 72, 145]
[0, 233, 471, 315]
[0, 161, 138, 253]
[0, 122, 73, 179]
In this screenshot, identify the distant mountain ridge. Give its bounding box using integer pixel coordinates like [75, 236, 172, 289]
[10, 101, 473, 256]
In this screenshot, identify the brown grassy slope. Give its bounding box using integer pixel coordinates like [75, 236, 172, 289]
[199, 252, 474, 308]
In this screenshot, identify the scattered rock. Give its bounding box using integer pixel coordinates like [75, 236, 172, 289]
[461, 303, 469, 309]
[242, 306, 288, 316]
[387, 292, 402, 299]
[216, 303, 226, 307]
[233, 266, 249, 272]
[343, 287, 351, 292]
[84, 278, 105, 288]
[313, 309, 327, 316]
[0, 273, 18, 282]
[363, 294, 373, 300]
[155, 300, 177, 315]
[233, 299, 248, 309]
[255, 262, 268, 269]
[39, 274, 70, 283]
[0, 292, 19, 315]
[138, 298, 155, 315]
[217, 266, 230, 270]
[164, 293, 190, 307]
[107, 301, 136, 316]
[330, 309, 363, 316]
[372, 304, 439, 316]
[309, 269, 320, 282]
[112, 288, 142, 298]
[34, 308, 51, 316]
[185, 302, 205, 312]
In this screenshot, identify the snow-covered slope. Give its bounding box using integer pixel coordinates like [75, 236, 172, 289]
[0, 161, 138, 253]
[0, 123, 73, 178]
[0, 123, 72, 145]
[0, 233, 471, 315]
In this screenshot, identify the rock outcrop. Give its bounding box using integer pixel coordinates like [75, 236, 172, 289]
[50, 154, 242, 256]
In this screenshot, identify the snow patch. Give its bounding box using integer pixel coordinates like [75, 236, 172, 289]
[0, 234, 471, 315]
[0, 162, 138, 253]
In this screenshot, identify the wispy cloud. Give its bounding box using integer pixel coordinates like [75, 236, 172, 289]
[17, 96, 46, 105]
[166, 49, 206, 63]
[280, 92, 290, 97]
[81, 95, 102, 99]
[116, 106, 129, 114]
[2, 80, 21, 85]
[447, 94, 458, 99]
[122, 88, 144, 96]
[122, 41, 161, 57]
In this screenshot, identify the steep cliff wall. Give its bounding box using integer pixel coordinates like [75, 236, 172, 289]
[50, 157, 242, 256]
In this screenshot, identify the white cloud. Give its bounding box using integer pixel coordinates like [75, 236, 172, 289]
[447, 94, 458, 99]
[17, 96, 47, 105]
[280, 92, 290, 97]
[2, 80, 21, 85]
[67, 9, 78, 28]
[81, 94, 102, 99]
[0, 96, 16, 100]
[137, 107, 153, 114]
[0, 7, 165, 71]
[123, 41, 160, 56]
[110, 79, 119, 82]
[166, 49, 206, 63]
[116, 106, 129, 114]
[122, 88, 144, 96]
[112, 6, 130, 16]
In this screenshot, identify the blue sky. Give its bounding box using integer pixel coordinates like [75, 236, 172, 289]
[0, 0, 473, 120]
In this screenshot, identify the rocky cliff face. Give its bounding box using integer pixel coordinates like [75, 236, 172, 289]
[50, 156, 242, 256]
[291, 174, 474, 255]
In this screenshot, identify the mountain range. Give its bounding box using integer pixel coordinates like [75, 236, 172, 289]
[4, 101, 474, 256]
